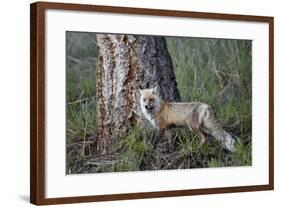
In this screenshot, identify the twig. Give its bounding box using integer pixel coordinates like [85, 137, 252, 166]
[82, 121, 88, 157]
[67, 98, 88, 105]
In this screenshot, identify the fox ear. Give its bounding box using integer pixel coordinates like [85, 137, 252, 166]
[152, 85, 159, 94]
[138, 87, 143, 94]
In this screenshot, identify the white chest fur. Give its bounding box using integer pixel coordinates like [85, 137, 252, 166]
[140, 105, 157, 128]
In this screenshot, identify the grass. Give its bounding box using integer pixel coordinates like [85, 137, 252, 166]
[66, 33, 252, 174]
[112, 127, 153, 172]
[66, 32, 98, 174]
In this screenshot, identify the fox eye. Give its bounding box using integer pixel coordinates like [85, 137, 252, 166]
[149, 98, 153, 102]
[143, 98, 146, 102]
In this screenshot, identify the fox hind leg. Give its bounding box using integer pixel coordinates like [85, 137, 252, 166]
[190, 123, 207, 146]
[197, 130, 207, 146]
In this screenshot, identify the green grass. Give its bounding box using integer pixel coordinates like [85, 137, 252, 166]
[66, 32, 98, 173]
[112, 127, 153, 172]
[66, 33, 252, 174]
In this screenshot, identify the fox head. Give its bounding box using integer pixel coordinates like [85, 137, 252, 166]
[139, 86, 161, 113]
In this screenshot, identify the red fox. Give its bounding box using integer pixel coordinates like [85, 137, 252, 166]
[139, 87, 236, 152]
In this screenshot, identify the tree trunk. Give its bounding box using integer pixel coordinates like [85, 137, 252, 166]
[96, 34, 180, 154]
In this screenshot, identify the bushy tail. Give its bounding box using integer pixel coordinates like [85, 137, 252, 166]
[201, 104, 236, 152]
[212, 129, 236, 152]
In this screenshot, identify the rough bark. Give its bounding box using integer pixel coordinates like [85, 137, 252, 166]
[96, 34, 180, 154]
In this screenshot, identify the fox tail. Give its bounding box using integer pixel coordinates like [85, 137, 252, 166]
[212, 129, 236, 152]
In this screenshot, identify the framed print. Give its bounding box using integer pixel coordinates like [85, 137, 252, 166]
[30, 1, 274, 205]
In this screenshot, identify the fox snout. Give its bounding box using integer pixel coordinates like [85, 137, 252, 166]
[144, 103, 154, 111]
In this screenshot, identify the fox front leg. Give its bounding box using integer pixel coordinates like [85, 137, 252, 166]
[153, 126, 165, 148]
[164, 130, 174, 153]
[154, 129, 174, 152]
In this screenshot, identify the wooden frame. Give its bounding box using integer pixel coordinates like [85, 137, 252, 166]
[30, 1, 274, 205]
